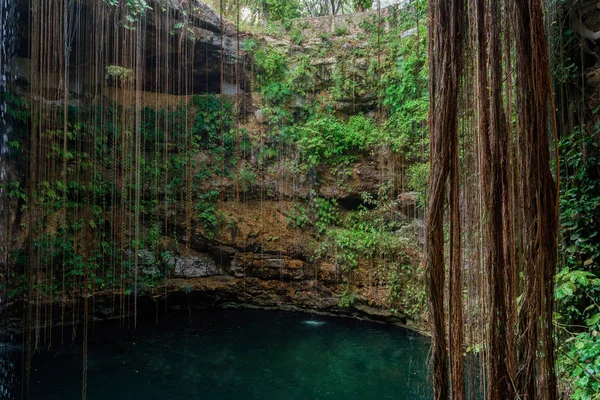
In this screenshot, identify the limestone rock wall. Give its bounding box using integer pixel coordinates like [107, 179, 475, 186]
[2, 1, 427, 334]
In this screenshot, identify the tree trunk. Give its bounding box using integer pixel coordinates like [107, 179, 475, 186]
[426, 0, 464, 397]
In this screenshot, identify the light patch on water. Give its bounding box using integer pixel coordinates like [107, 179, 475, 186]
[301, 320, 327, 327]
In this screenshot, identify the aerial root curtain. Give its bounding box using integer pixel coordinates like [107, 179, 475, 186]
[425, 0, 559, 398]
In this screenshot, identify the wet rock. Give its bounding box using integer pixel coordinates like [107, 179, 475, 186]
[139, 249, 161, 277]
[212, 245, 237, 267]
[165, 250, 221, 278]
[228, 252, 309, 281]
[351, 301, 407, 325]
[12, 0, 248, 97]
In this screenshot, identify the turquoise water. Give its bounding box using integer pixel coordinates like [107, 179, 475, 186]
[3, 309, 431, 399]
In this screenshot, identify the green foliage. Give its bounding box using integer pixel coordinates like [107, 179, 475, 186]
[103, 0, 152, 30]
[2, 91, 30, 124]
[286, 203, 309, 229]
[245, 10, 429, 176]
[237, 19, 428, 321]
[315, 189, 416, 272]
[287, 55, 316, 95]
[233, 162, 257, 192]
[339, 286, 356, 308]
[381, 23, 428, 157]
[289, 28, 304, 45]
[266, 0, 301, 21]
[313, 197, 339, 234]
[196, 191, 220, 240]
[245, 39, 290, 100]
[324, 227, 375, 271]
[8, 181, 28, 203]
[105, 65, 135, 82]
[331, 56, 377, 103]
[245, 39, 316, 104]
[334, 25, 349, 36]
[297, 114, 377, 167]
[558, 124, 600, 326]
[191, 94, 234, 153]
[352, 0, 373, 11]
[571, 332, 600, 399]
[211, 0, 379, 23]
[385, 263, 425, 319]
[407, 162, 429, 207]
[558, 329, 600, 400]
[557, 122, 600, 398]
[556, 267, 600, 324]
[4, 90, 239, 294]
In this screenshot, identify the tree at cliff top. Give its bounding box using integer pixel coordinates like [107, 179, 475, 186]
[208, 0, 376, 22]
[425, 0, 559, 398]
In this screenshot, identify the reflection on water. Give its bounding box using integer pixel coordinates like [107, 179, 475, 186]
[301, 319, 327, 326]
[5, 309, 432, 400]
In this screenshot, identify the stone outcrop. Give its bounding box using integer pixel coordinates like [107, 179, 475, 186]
[125, 193, 425, 334]
[168, 250, 222, 278]
[11, 0, 249, 97]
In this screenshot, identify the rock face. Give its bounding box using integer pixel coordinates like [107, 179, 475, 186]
[133, 193, 426, 333]
[11, 0, 249, 97]
[2, 2, 428, 336]
[169, 250, 221, 278]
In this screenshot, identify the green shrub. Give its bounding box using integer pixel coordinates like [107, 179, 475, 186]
[297, 114, 377, 167]
[334, 25, 349, 36]
[339, 287, 356, 308]
[286, 203, 309, 229]
[556, 123, 600, 398]
[195, 190, 220, 239]
[289, 28, 304, 45]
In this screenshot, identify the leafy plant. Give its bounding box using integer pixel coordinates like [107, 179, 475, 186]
[407, 162, 429, 207]
[289, 28, 304, 45]
[103, 0, 152, 30]
[334, 25, 349, 36]
[286, 203, 309, 229]
[191, 94, 234, 154]
[105, 65, 135, 82]
[339, 286, 356, 308]
[313, 197, 339, 234]
[556, 122, 600, 398]
[558, 124, 600, 326]
[297, 114, 377, 167]
[196, 190, 220, 239]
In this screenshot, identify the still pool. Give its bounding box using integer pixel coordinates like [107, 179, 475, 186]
[2, 309, 432, 399]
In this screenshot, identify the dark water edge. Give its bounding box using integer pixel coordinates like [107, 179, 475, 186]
[0, 308, 432, 400]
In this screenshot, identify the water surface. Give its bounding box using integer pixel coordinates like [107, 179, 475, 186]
[3, 309, 431, 399]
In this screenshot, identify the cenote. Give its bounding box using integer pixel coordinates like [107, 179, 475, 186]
[1, 309, 431, 399]
[1, 0, 585, 396]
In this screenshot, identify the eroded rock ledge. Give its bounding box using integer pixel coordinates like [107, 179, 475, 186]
[1, 276, 428, 339]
